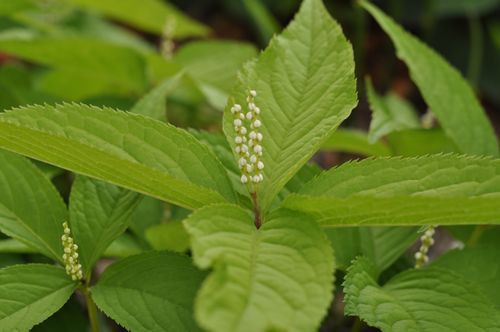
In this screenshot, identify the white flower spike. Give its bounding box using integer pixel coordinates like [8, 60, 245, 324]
[231, 89, 265, 188]
[61, 222, 83, 281]
[415, 226, 436, 268]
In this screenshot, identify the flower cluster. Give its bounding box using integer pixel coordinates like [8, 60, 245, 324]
[414, 226, 435, 268]
[231, 89, 264, 187]
[61, 222, 83, 281]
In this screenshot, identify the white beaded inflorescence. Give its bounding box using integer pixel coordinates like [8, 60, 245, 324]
[231, 89, 264, 187]
[61, 222, 83, 281]
[414, 226, 435, 268]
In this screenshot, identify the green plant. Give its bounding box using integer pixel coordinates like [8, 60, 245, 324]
[0, 0, 499, 331]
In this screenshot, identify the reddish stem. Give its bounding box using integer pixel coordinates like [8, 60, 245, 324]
[251, 191, 261, 229]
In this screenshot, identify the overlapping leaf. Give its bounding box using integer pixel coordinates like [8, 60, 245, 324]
[283, 154, 500, 226]
[344, 257, 500, 331]
[0, 103, 235, 209]
[92, 251, 205, 332]
[223, 0, 357, 212]
[69, 176, 141, 277]
[0, 264, 77, 331]
[0, 150, 66, 261]
[184, 204, 334, 332]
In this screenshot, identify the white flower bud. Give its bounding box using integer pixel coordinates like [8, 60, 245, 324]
[249, 131, 257, 139]
[254, 145, 262, 153]
[241, 144, 249, 153]
[257, 161, 264, 170]
[250, 155, 257, 164]
[254, 107, 260, 114]
[231, 104, 241, 113]
[234, 119, 242, 127]
[246, 112, 253, 120]
[250, 90, 257, 97]
[235, 146, 241, 153]
[257, 133, 263, 141]
[241, 175, 248, 184]
[238, 158, 246, 167]
[239, 113, 245, 120]
[235, 136, 243, 144]
[259, 174, 264, 181]
[246, 164, 253, 173]
[240, 127, 247, 135]
[252, 175, 261, 183]
[253, 120, 261, 128]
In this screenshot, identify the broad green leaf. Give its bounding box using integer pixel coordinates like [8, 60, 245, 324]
[92, 251, 205, 332]
[325, 227, 418, 272]
[387, 128, 458, 156]
[130, 74, 183, 121]
[0, 150, 66, 262]
[344, 257, 500, 331]
[184, 204, 334, 332]
[223, 0, 357, 213]
[69, 176, 141, 277]
[361, 1, 498, 156]
[321, 128, 391, 157]
[0, 238, 36, 254]
[366, 78, 420, 143]
[0, 103, 236, 209]
[145, 222, 190, 253]
[103, 234, 144, 258]
[128, 196, 164, 239]
[0, 0, 35, 16]
[174, 41, 258, 110]
[432, 239, 500, 308]
[433, 0, 500, 17]
[283, 154, 500, 226]
[60, 0, 209, 37]
[0, 264, 77, 331]
[0, 36, 147, 100]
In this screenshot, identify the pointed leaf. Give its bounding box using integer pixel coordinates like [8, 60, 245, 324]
[184, 204, 334, 332]
[0, 150, 66, 262]
[0, 103, 236, 209]
[361, 1, 498, 156]
[0, 264, 77, 331]
[92, 251, 205, 332]
[284, 154, 500, 226]
[69, 176, 141, 276]
[321, 128, 391, 157]
[223, 0, 357, 212]
[344, 257, 500, 331]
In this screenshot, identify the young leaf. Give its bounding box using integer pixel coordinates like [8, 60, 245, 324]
[283, 154, 500, 226]
[366, 78, 420, 143]
[224, 0, 357, 213]
[0, 150, 67, 262]
[60, 0, 210, 37]
[387, 128, 458, 156]
[0, 103, 236, 209]
[0, 264, 77, 331]
[184, 204, 334, 332]
[361, 1, 499, 156]
[0, 37, 147, 100]
[69, 176, 142, 277]
[91, 251, 205, 332]
[344, 257, 500, 331]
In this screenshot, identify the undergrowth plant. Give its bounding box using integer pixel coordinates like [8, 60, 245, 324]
[0, 0, 499, 331]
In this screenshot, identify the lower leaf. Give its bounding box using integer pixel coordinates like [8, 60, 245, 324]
[184, 204, 334, 332]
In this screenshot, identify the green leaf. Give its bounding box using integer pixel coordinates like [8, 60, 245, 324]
[386, 128, 458, 156]
[325, 227, 418, 272]
[223, 0, 357, 213]
[184, 204, 334, 332]
[60, 0, 210, 37]
[92, 251, 205, 332]
[0, 150, 67, 262]
[321, 128, 391, 157]
[69, 176, 141, 276]
[0, 36, 147, 100]
[130, 74, 183, 121]
[361, 1, 498, 156]
[0, 103, 236, 209]
[432, 239, 500, 309]
[366, 78, 420, 143]
[145, 221, 190, 253]
[174, 41, 258, 110]
[128, 196, 164, 239]
[433, 0, 500, 17]
[283, 154, 500, 226]
[32, 298, 88, 332]
[0, 0, 35, 16]
[0, 264, 77, 331]
[344, 257, 500, 331]
[103, 234, 144, 258]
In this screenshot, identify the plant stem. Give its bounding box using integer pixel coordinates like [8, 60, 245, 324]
[467, 225, 486, 248]
[251, 191, 261, 229]
[82, 286, 100, 332]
